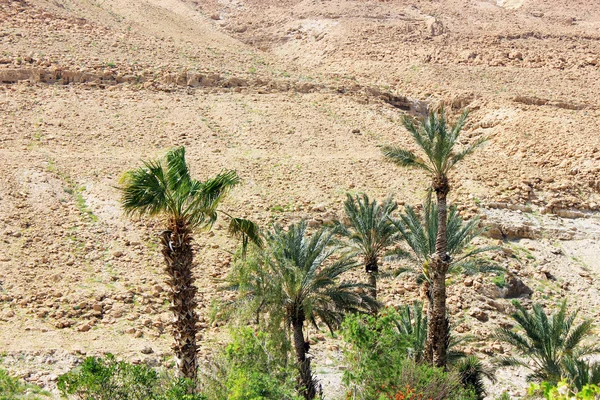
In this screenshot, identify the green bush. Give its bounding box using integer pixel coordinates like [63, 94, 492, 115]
[0, 368, 50, 400]
[200, 327, 301, 400]
[341, 309, 476, 400]
[57, 354, 203, 400]
[528, 380, 600, 399]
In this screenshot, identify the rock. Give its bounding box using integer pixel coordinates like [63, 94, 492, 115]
[469, 308, 489, 322]
[502, 274, 533, 299]
[141, 346, 154, 354]
[78, 323, 91, 332]
[464, 277, 473, 287]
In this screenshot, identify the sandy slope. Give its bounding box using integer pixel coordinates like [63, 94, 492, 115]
[1, 0, 600, 398]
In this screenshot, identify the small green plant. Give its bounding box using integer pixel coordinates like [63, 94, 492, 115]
[493, 273, 507, 288]
[529, 380, 600, 399]
[106, 62, 116, 68]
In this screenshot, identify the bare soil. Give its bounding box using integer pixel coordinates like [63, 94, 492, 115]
[1, 0, 600, 398]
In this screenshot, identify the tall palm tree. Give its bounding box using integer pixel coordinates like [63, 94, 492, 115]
[383, 107, 487, 368]
[495, 301, 600, 387]
[391, 197, 498, 363]
[120, 146, 260, 382]
[333, 193, 399, 301]
[238, 221, 378, 399]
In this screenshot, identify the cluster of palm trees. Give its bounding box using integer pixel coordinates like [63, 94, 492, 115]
[119, 108, 492, 397]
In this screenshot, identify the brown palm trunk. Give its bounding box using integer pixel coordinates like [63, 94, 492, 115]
[427, 177, 451, 369]
[292, 312, 317, 400]
[365, 255, 378, 301]
[422, 281, 434, 363]
[161, 220, 199, 382]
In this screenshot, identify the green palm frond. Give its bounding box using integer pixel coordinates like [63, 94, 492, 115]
[392, 200, 494, 279]
[384, 107, 484, 179]
[335, 193, 399, 268]
[454, 355, 496, 399]
[449, 136, 489, 170]
[495, 300, 599, 385]
[120, 159, 170, 217]
[228, 220, 378, 334]
[186, 170, 240, 228]
[227, 217, 263, 255]
[165, 146, 192, 192]
[382, 146, 432, 172]
[120, 147, 253, 249]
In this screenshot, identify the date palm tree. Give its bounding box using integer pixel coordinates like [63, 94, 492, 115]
[120, 146, 260, 382]
[392, 198, 498, 284]
[238, 221, 378, 399]
[496, 301, 600, 387]
[333, 193, 399, 301]
[383, 107, 487, 368]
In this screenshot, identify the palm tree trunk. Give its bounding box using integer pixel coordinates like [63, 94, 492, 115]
[292, 313, 316, 400]
[422, 281, 434, 363]
[161, 221, 199, 382]
[428, 178, 450, 369]
[365, 256, 378, 301]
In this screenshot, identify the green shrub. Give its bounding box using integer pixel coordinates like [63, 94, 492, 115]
[528, 380, 600, 399]
[341, 309, 476, 400]
[0, 368, 50, 400]
[57, 354, 203, 400]
[200, 327, 301, 400]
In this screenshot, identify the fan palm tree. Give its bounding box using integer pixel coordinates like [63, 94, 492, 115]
[333, 193, 399, 301]
[120, 146, 261, 382]
[383, 107, 487, 368]
[391, 197, 498, 363]
[239, 221, 378, 399]
[495, 301, 600, 386]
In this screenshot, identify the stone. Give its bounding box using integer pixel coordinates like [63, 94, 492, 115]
[502, 274, 533, 299]
[141, 346, 154, 354]
[469, 308, 489, 322]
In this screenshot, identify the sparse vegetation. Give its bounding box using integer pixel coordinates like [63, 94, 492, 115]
[0, 368, 50, 399]
[57, 354, 202, 400]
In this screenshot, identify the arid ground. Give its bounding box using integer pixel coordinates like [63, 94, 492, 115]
[1, 0, 600, 397]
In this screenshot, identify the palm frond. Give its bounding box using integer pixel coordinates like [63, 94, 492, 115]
[186, 170, 240, 228]
[165, 146, 192, 192]
[227, 217, 263, 255]
[120, 159, 171, 217]
[382, 146, 432, 172]
[449, 136, 489, 170]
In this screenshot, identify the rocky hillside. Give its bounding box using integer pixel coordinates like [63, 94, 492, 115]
[1, 0, 600, 398]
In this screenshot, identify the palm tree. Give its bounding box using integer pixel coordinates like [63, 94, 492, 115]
[495, 301, 600, 387]
[383, 107, 487, 368]
[391, 198, 498, 363]
[454, 356, 496, 400]
[333, 193, 399, 301]
[119, 147, 260, 382]
[238, 221, 378, 399]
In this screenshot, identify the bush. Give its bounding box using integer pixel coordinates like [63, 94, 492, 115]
[528, 381, 600, 399]
[341, 309, 476, 400]
[57, 354, 203, 400]
[200, 327, 302, 400]
[0, 368, 50, 400]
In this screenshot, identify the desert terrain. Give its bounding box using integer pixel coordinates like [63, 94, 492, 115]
[1, 0, 600, 398]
